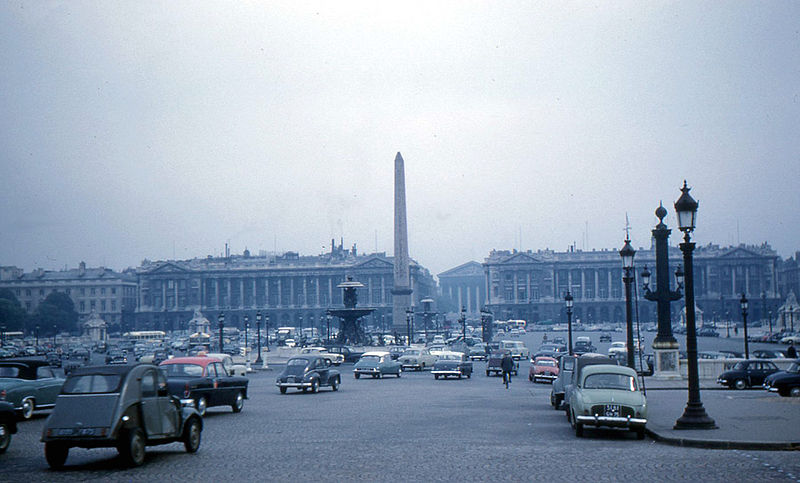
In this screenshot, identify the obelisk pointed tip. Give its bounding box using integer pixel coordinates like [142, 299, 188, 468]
[395, 152, 403, 162]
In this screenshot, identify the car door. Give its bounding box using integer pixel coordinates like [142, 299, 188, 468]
[751, 362, 768, 385]
[315, 358, 330, 385]
[206, 363, 223, 406]
[215, 361, 239, 402]
[156, 369, 179, 437]
[140, 369, 164, 437]
[35, 365, 62, 406]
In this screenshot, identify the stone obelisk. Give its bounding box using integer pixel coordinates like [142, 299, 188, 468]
[392, 152, 413, 333]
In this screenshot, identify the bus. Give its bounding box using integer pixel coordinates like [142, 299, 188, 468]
[123, 331, 167, 343]
[507, 320, 527, 331]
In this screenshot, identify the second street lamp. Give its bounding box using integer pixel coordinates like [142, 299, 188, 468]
[565, 291, 574, 355]
[218, 313, 225, 354]
[255, 311, 263, 365]
[673, 180, 716, 430]
[461, 306, 467, 345]
[620, 236, 636, 370]
[741, 293, 750, 360]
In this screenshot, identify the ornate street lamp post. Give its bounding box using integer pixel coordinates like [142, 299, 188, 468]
[35, 325, 40, 352]
[255, 311, 263, 365]
[673, 181, 716, 430]
[480, 306, 493, 343]
[218, 313, 225, 354]
[460, 306, 467, 344]
[405, 308, 413, 346]
[740, 293, 749, 360]
[565, 291, 574, 355]
[620, 237, 636, 370]
[326, 313, 332, 344]
[244, 314, 250, 372]
[265, 314, 270, 350]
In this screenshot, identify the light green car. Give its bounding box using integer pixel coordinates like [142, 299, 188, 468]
[567, 364, 647, 439]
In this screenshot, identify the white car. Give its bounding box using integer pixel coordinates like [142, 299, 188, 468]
[431, 335, 445, 345]
[203, 352, 248, 377]
[398, 348, 438, 371]
[607, 342, 627, 357]
[780, 334, 800, 345]
[299, 347, 344, 365]
[499, 340, 529, 360]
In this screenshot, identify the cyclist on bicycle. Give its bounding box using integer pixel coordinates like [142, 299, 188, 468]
[501, 351, 515, 389]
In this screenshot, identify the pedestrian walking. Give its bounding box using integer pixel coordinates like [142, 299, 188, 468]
[501, 351, 515, 389]
[787, 341, 797, 359]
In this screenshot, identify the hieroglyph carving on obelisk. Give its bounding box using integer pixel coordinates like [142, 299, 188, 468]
[392, 152, 413, 332]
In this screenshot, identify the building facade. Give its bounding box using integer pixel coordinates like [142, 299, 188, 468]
[135, 242, 436, 334]
[469, 242, 781, 327]
[0, 262, 138, 329]
[438, 261, 486, 317]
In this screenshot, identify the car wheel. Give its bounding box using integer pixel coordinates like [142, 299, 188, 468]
[183, 418, 202, 453]
[279, 386, 287, 394]
[45, 442, 69, 469]
[486, 370, 490, 377]
[310, 379, 318, 393]
[231, 391, 244, 413]
[467, 373, 471, 379]
[529, 374, 533, 382]
[634, 427, 645, 440]
[791, 387, 800, 397]
[434, 374, 439, 380]
[119, 428, 146, 467]
[331, 377, 339, 391]
[20, 397, 35, 420]
[734, 379, 747, 390]
[397, 370, 402, 378]
[196, 396, 208, 416]
[376, 373, 381, 379]
[354, 373, 360, 379]
[0, 422, 11, 454]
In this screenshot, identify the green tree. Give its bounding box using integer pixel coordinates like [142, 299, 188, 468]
[34, 291, 79, 335]
[0, 288, 28, 332]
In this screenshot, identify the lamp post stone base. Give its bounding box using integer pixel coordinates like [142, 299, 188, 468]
[653, 348, 682, 380]
[674, 402, 717, 430]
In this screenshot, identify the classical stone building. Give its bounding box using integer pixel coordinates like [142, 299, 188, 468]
[0, 262, 137, 330]
[450, 242, 781, 327]
[438, 261, 486, 316]
[135, 241, 436, 333]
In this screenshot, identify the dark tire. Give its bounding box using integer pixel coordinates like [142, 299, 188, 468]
[635, 427, 645, 440]
[529, 374, 533, 382]
[434, 374, 439, 380]
[458, 374, 462, 380]
[331, 377, 339, 391]
[467, 373, 471, 379]
[354, 373, 360, 379]
[231, 391, 244, 413]
[376, 373, 381, 379]
[791, 387, 800, 397]
[397, 370, 401, 378]
[0, 423, 11, 454]
[279, 386, 287, 394]
[119, 428, 146, 467]
[196, 396, 207, 416]
[20, 397, 34, 420]
[734, 379, 747, 390]
[45, 442, 69, 469]
[486, 370, 490, 377]
[183, 418, 202, 453]
[575, 421, 584, 437]
[310, 379, 318, 393]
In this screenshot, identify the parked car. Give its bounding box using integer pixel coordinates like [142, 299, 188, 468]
[299, 347, 344, 365]
[550, 355, 576, 409]
[468, 343, 489, 361]
[780, 334, 800, 345]
[567, 364, 647, 439]
[431, 352, 473, 380]
[763, 359, 800, 397]
[0, 360, 64, 420]
[41, 364, 202, 468]
[563, 353, 620, 419]
[530, 356, 559, 383]
[696, 327, 720, 337]
[486, 349, 518, 377]
[105, 350, 129, 365]
[159, 356, 249, 415]
[0, 401, 18, 454]
[276, 355, 341, 394]
[354, 351, 402, 379]
[717, 360, 780, 389]
[752, 349, 786, 359]
[398, 348, 437, 371]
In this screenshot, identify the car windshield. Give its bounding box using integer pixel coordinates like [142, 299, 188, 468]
[536, 360, 557, 367]
[787, 362, 799, 373]
[162, 363, 204, 377]
[287, 358, 310, 367]
[440, 354, 461, 361]
[403, 350, 420, 356]
[360, 355, 380, 363]
[733, 362, 747, 370]
[0, 366, 21, 378]
[583, 373, 637, 391]
[62, 374, 123, 394]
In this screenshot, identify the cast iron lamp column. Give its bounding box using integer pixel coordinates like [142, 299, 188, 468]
[265, 314, 270, 350]
[255, 311, 263, 364]
[35, 325, 40, 352]
[565, 291, 574, 355]
[326, 313, 332, 344]
[406, 308, 412, 346]
[620, 237, 636, 370]
[642, 204, 682, 350]
[218, 313, 225, 354]
[461, 306, 467, 344]
[673, 181, 716, 430]
[741, 294, 749, 360]
[244, 315, 250, 372]
[480, 306, 493, 343]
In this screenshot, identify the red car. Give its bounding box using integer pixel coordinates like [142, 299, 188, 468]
[529, 356, 559, 383]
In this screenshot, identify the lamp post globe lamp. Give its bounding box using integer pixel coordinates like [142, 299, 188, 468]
[255, 311, 263, 364]
[565, 291, 574, 355]
[741, 293, 749, 360]
[673, 181, 716, 430]
[218, 313, 225, 354]
[620, 237, 636, 370]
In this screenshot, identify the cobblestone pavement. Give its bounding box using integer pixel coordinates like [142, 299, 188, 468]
[2, 360, 799, 482]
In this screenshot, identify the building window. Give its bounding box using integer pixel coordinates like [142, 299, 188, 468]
[80, 301, 85, 311]
[101, 287, 106, 295]
[101, 300, 106, 311]
[15, 288, 20, 296]
[65, 288, 71, 295]
[90, 287, 96, 295]
[25, 301, 31, 310]
[90, 300, 96, 309]
[39, 289, 45, 296]
[80, 288, 85, 296]
[25, 289, 31, 297]
[111, 300, 117, 311]
[111, 287, 116, 295]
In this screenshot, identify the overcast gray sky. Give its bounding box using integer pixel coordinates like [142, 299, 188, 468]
[1, 2, 799, 277]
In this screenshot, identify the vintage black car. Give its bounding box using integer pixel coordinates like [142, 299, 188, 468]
[323, 345, 364, 363]
[486, 349, 519, 377]
[276, 355, 341, 394]
[0, 401, 18, 454]
[41, 364, 202, 468]
[764, 359, 800, 397]
[0, 359, 64, 420]
[159, 356, 249, 416]
[717, 360, 780, 389]
[432, 352, 473, 379]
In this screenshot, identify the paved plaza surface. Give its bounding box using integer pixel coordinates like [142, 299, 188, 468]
[2, 355, 800, 482]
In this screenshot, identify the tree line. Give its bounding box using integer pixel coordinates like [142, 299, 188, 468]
[0, 289, 79, 336]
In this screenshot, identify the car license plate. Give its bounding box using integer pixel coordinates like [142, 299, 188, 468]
[604, 405, 620, 417]
[58, 428, 74, 436]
